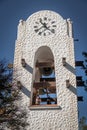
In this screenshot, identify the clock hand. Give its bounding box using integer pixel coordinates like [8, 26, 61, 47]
[38, 28, 47, 35]
[40, 20, 55, 34]
[40, 28, 47, 33]
[35, 26, 44, 32]
[39, 18, 44, 25]
[39, 18, 48, 27]
[45, 26, 55, 33]
[51, 29, 55, 33]
[40, 26, 51, 34]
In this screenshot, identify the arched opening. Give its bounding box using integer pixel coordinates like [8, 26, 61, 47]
[32, 46, 57, 106]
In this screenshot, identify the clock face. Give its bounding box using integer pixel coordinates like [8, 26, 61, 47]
[34, 17, 57, 36]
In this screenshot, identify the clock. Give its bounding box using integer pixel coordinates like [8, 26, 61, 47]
[34, 17, 56, 36]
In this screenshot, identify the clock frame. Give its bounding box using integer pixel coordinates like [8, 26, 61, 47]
[34, 17, 56, 36]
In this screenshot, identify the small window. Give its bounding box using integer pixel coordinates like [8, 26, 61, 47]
[32, 46, 57, 106]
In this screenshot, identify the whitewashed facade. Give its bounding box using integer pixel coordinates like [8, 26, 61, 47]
[13, 10, 78, 130]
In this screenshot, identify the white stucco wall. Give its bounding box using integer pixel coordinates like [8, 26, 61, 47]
[13, 10, 78, 130]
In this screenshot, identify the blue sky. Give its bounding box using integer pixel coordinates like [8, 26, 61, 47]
[0, 0, 87, 122]
[0, 0, 87, 62]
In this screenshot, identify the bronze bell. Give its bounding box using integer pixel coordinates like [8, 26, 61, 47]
[42, 67, 53, 76]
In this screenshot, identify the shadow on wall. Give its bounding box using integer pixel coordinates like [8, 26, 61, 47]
[65, 62, 75, 75]
[64, 62, 77, 95]
[20, 60, 76, 97]
[25, 63, 33, 74]
[19, 62, 32, 97]
[69, 85, 77, 95]
[21, 85, 31, 98]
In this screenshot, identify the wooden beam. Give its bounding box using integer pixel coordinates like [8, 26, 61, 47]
[77, 81, 84, 86]
[66, 80, 70, 88]
[62, 57, 66, 66]
[74, 39, 79, 41]
[75, 61, 84, 66]
[33, 82, 56, 89]
[83, 125, 87, 130]
[40, 78, 55, 82]
[36, 62, 54, 68]
[78, 96, 83, 101]
[21, 58, 26, 67]
[76, 76, 82, 81]
[40, 97, 57, 102]
[33, 87, 56, 95]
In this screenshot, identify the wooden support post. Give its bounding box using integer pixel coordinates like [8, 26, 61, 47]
[66, 80, 70, 88]
[17, 81, 22, 89]
[62, 57, 66, 66]
[75, 61, 84, 67]
[78, 96, 83, 101]
[21, 58, 26, 67]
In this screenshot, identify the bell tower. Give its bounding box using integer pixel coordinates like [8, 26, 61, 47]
[14, 10, 78, 130]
